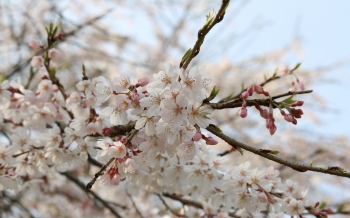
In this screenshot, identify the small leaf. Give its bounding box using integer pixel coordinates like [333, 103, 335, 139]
[208, 124, 223, 133]
[45, 27, 50, 37]
[320, 201, 327, 209]
[203, 10, 216, 30]
[272, 68, 278, 77]
[52, 26, 58, 37]
[270, 150, 279, 155]
[236, 147, 244, 155]
[290, 62, 301, 73]
[309, 160, 314, 167]
[282, 95, 296, 104]
[208, 86, 220, 101]
[337, 203, 345, 212]
[82, 63, 86, 72]
[180, 48, 192, 64]
[49, 22, 54, 32]
[264, 74, 267, 81]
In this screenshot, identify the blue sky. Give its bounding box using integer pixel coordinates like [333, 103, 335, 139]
[230, 1, 350, 136]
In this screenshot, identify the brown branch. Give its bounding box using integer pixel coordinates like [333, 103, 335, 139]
[206, 125, 350, 179]
[62, 172, 123, 218]
[126, 191, 144, 218]
[181, 0, 230, 70]
[162, 193, 241, 217]
[209, 90, 313, 110]
[157, 194, 187, 217]
[86, 157, 115, 190]
[271, 90, 313, 100]
[162, 193, 203, 209]
[108, 121, 136, 137]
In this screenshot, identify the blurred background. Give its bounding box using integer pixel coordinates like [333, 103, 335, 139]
[1, 0, 350, 216]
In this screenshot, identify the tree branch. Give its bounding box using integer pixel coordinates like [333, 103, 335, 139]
[62, 172, 123, 218]
[206, 125, 350, 179]
[209, 90, 313, 110]
[181, 0, 230, 70]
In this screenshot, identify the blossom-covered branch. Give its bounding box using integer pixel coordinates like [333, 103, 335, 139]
[206, 125, 350, 178]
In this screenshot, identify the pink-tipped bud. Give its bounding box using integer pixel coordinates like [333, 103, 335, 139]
[82, 101, 88, 108]
[239, 107, 247, 118]
[314, 202, 320, 207]
[292, 118, 297, 125]
[242, 91, 249, 99]
[321, 208, 334, 214]
[136, 76, 150, 87]
[297, 79, 305, 91]
[313, 209, 319, 215]
[111, 174, 121, 185]
[102, 127, 111, 136]
[291, 100, 304, 107]
[205, 136, 218, 145]
[31, 56, 44, 69]
[192, 132, 202, 141]
[291, 108, 303, 118]
[29, 40, 41, 49]
[247, 86, 254, 95]
[284, 114, 294, 122]
[269, 124, 277, 135]
[266, 114, 274, 129]
[253, 84, 263, 94]
[258, 192, 268, 203]
[290, 81, 296, 92]
[133, 89, 140, 102]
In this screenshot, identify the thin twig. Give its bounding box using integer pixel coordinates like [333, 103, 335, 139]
[206, 125, 350, 179]
[86, 157, 115, 190]
[157, 194, 187, 217]
[126, 191, 144, 218]
[62, 172, 123, 218]
[181, 0, 230, 70]
[209, 90, 313, 110]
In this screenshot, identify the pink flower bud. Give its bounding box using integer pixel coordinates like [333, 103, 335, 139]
[297, 79, 305, 91]
[260, 109, 269, 119]
[28, 40, 41, 49]
[292, 118, 297, 125]
[102, 127, 111, 136]
[321, 208, 334, 214]
[31, 56, 44, 68]
[247, 86, 254, 95]
[291, 108, 303, 118]
[111, 174, 121, 185]
[253, 84, 264, 94]
[266, 115, 274, 128]
[284, 114, 294, 122]
[205, 136, 218, 145]
[291, 100, 304, 107]
[132, 90, 140, 102]
[269, 124, 277, 135]
[239, 107, 247, 118]
[242, 91, 249, 99]
[258, 192, 268, 203]
[192, 132, 202, 141]
[290, 81, 296, 92]
[136, 76, 150, 87]
[48, 48, 61, 60]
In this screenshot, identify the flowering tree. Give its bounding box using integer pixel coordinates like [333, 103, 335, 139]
[0, 0, 349, 217]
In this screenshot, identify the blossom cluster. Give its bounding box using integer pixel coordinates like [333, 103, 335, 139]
[0, 53, 319, 217]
